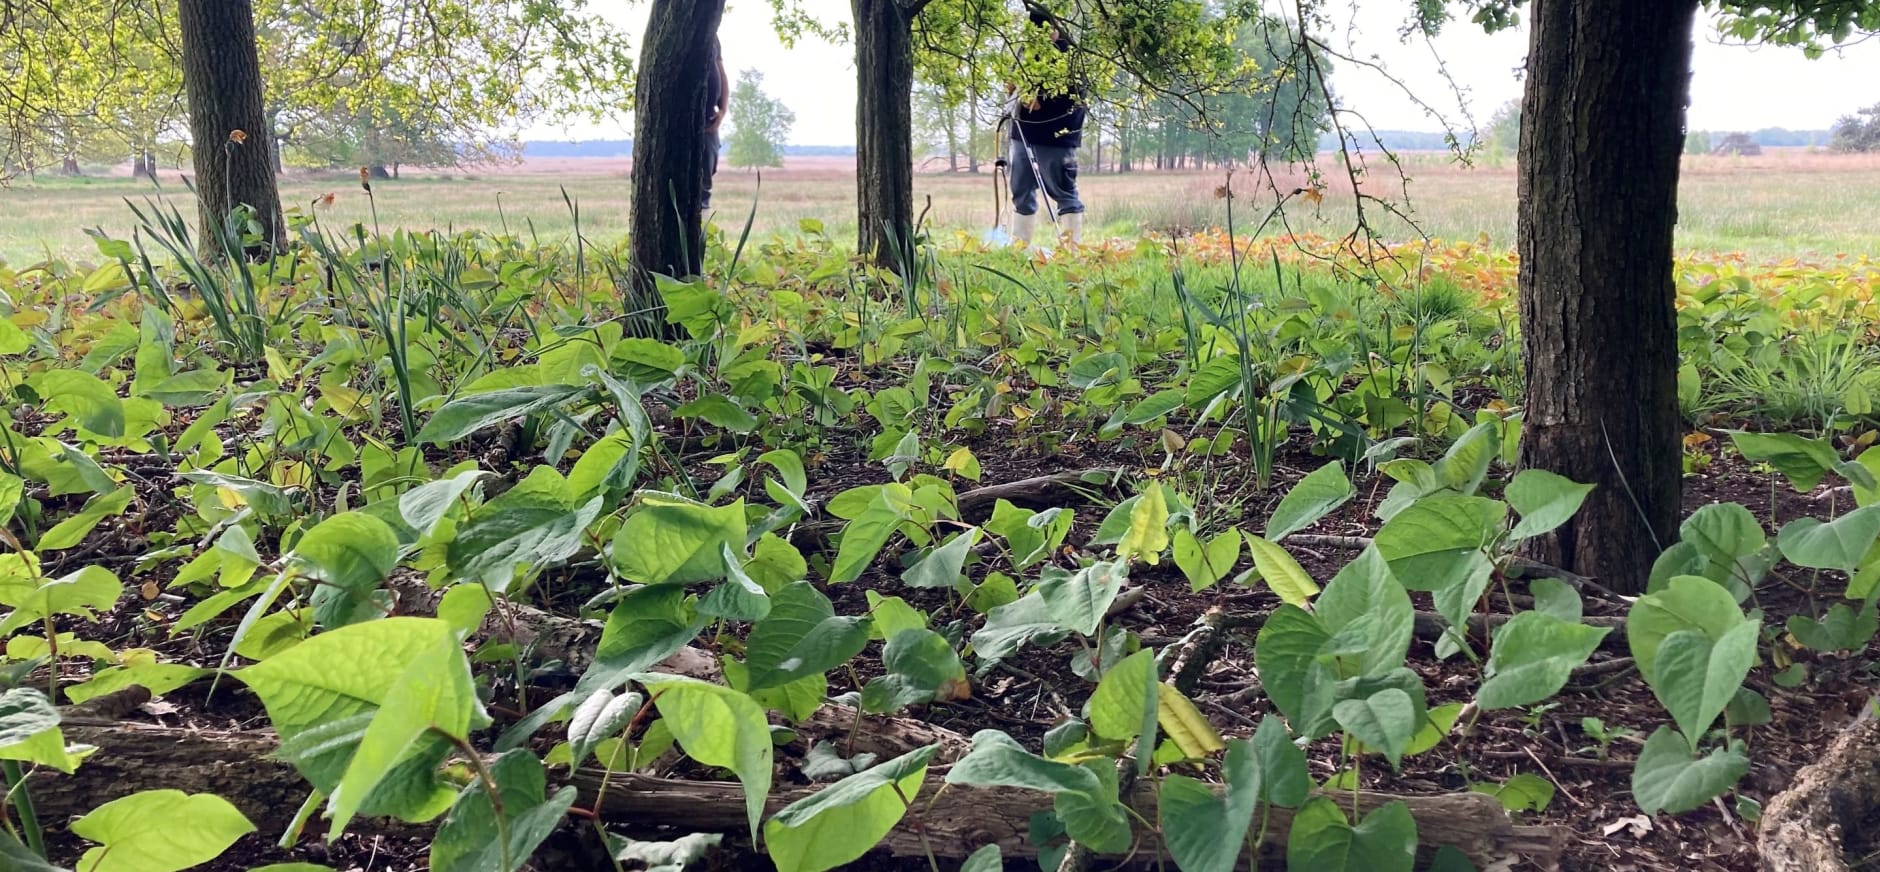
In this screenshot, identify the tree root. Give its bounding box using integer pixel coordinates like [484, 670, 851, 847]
[1758, 697, 1880, 872]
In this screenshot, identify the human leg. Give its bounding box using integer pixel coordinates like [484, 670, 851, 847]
[1007, 140, 1041, 243]
[700, 131, 720, 212]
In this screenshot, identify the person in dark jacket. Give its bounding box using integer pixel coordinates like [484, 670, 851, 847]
[1005, 10, 1086, 245]
[701, 35, 728, 212]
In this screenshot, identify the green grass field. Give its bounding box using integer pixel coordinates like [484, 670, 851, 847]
[5, 150, 1880, 264]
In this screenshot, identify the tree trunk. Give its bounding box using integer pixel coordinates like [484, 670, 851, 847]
[178, 0, 283, 253]
[852, 0, 921, 272]
[1515, 0, 1696, 595]
[60, 156, 79, 176]
[627, 0, 725, 325]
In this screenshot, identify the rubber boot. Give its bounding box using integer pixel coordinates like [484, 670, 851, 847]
[1061, 212, 1084, 245]
[1012, 212, 1037, 246]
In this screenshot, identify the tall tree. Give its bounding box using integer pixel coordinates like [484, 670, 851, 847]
[853, 0, 927, 270]
[627, 0, 725, 322]
[726, 69, 796, 169]
[178, 0, 283, 251]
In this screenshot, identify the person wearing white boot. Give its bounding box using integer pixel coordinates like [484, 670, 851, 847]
[1005, 9, 1087, 249]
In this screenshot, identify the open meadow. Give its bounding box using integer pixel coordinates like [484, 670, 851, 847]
[7, 149, 1880, 264]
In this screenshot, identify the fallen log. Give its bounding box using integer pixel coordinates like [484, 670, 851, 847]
[1758, 698, 1880, 872]
[790, 468, 1124, 551]
[38, 721, 1558, 869]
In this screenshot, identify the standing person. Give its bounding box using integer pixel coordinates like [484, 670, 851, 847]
[701, 34, 729, 213]
[1006, 10, 1086, 246]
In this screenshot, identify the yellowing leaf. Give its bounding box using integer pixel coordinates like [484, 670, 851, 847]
[944, 447, 983, 482]
[1245, 534, 1320, 607]
[1158, 684, 1226, 759]
[1117, 486, 1170, 566]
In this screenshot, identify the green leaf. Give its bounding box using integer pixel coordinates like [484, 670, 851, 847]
[1316, 548, 1413, 678]
[1254, 605, 1332, 731]
[699, 544, 772, 622]
[568, 689, 644, 768]
[1374, 495, 1506, 589]
[1333, 688, 1417, 767]
[829, 494, 904, 584]
[1173, 527, 1241, 592]
[1505, 470, 1595, 540]
[1777, 507, 1880, 571]
[238, 618, 469, 822]
[1161, 739, 1260, 872]
[36, 486, 134, 551]
[946, 729, 1099, 794]
[430, 749, 579, 872]
[1, 829, 67, 871]
[1053, 763, 1132, 852]
[741, 582, 871, 691]
[636, 676, 773, 838]
[1476, 611, 1610, 711]
[292, 512, 400, 629]
[1116, 484, 1171, 565]
[1245, 534, 1320, 607]
[765, 746, 936, 872]
[1728, 430, 1839, 492]
[1036, 561, 1128, 638]
[1473, 772, 1555, 812]
[1627, 576, 1747, 679]
[1252, 715, 1311, 807]
[0, 687, 60, 748]
[71, 790, 254, 872]
[0, 564, 122, 631]
[611, 494, 746, 585]
[1787, 602, 1879, 651]
[1286, 797, 1417, 872]
[968, 594, 1061, 665]
[577, 586, 705, 697]
[1268, 461, 1356, 541]
[1631, 726, 1749, 814]
[960, 845, 1002, 872]
[861, 629, 966, 714]
[863, 592, 928, 641]
[399, 469, 490, 537]
[673, 395, 759, 434]
[418, 384, 587, 444]
[1651, 623, 1759, 748]
[1855, 446, 1880, 507]
[32, 370, 125, 437]
[327, 626, 483, 836]
[453, 468, 604, 590]
[0, 472, 22, 528]
[904, 528, 979, 589]
[1087, 648, 1158, 743]
[1434, 421, 1497, 495]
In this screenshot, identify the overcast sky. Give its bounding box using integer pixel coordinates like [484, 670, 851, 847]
[525, 0, 1880, 145]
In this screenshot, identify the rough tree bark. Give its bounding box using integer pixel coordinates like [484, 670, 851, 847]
[852, 0, 927, 272]
[178, 0, 284, 252]
[1515, 0, 1697, 595]
[1758, 700, 1880, 871]
[627, 0, 725, 324]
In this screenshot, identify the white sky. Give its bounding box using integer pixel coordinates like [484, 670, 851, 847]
[524, 0, 1880, 145]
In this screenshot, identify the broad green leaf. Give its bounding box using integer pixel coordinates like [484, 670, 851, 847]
[430, 749, 579, 872]
[611, 494, 746, 585]
[293, 512, 400, 629]
[1316, 548, 1413, 677]
[62, 663, 205, 705]
[1373, 495, 1506, 589]
[1651, 623, 1759, 749]
[903, 528, 979, 589]
[0, 472, 22, 528]
[969, 594, 1061, 665]
[417, 384, 587, 444]
[0, 565, 122, 635]
[1679, 502, 1766, 575]
[1505, 469, 1595, 540]
[1161, 739, 1260, 872]
[1433, 422, 1497, 495]
[1245, 534, 1320, 607]
[1254, 605, 1332, 731]
[945, 729, 1098, 794]
[33, 370, 125, 437]
[1053, 763, 1132, 852]
[398, 469, 489, 537]
[1728, 430, 1839, 492]
[1087, 648, 1158, 743]
[673, 395, 759, 433]
[454, 468, 604, 590]
[1173, 528, 1241, 592]
[829, 495, 903, 584]
[1787, 602, 1880, 651]
[1036, 561, 1128, 637]
[1476, 611, 1610, 711]
[960, 844, 1002, 872]
[577, 586, 705, 696]
[36, 486, 134, 551]
[699, 545, 772, 622]
[1116, 484, 1171, 565]
[1286, 797, 1416, 872]
[1253, 715, 1311, 807]
[637, 675, 773, 838]
[861, 629, 966, 713]
[863, 592, 927, 641]
[328, 627, 482, 836]
[1124, 388, 1186, 425]
[1777, 507, 1880, 571]
[0, 829, 67, 871]
[0, 687, 59, 748]
[568, 690, 644, 768]
[71, 790, 253, 872]
[1472, 772, 1555, 812]
[238, 618, 468, 822]
[1631, 726, 1749, 814]
[1855, 446, 1880, 507]
[1268, 461, 1356, 542]
[1627, 576, 1746, 679]
[764, 746, 936, 872]
[1333, 688, 1417, 767]
[177, 471, 294, 518]
[741, 582, 871, 691]
[436, 585, 494, 638]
